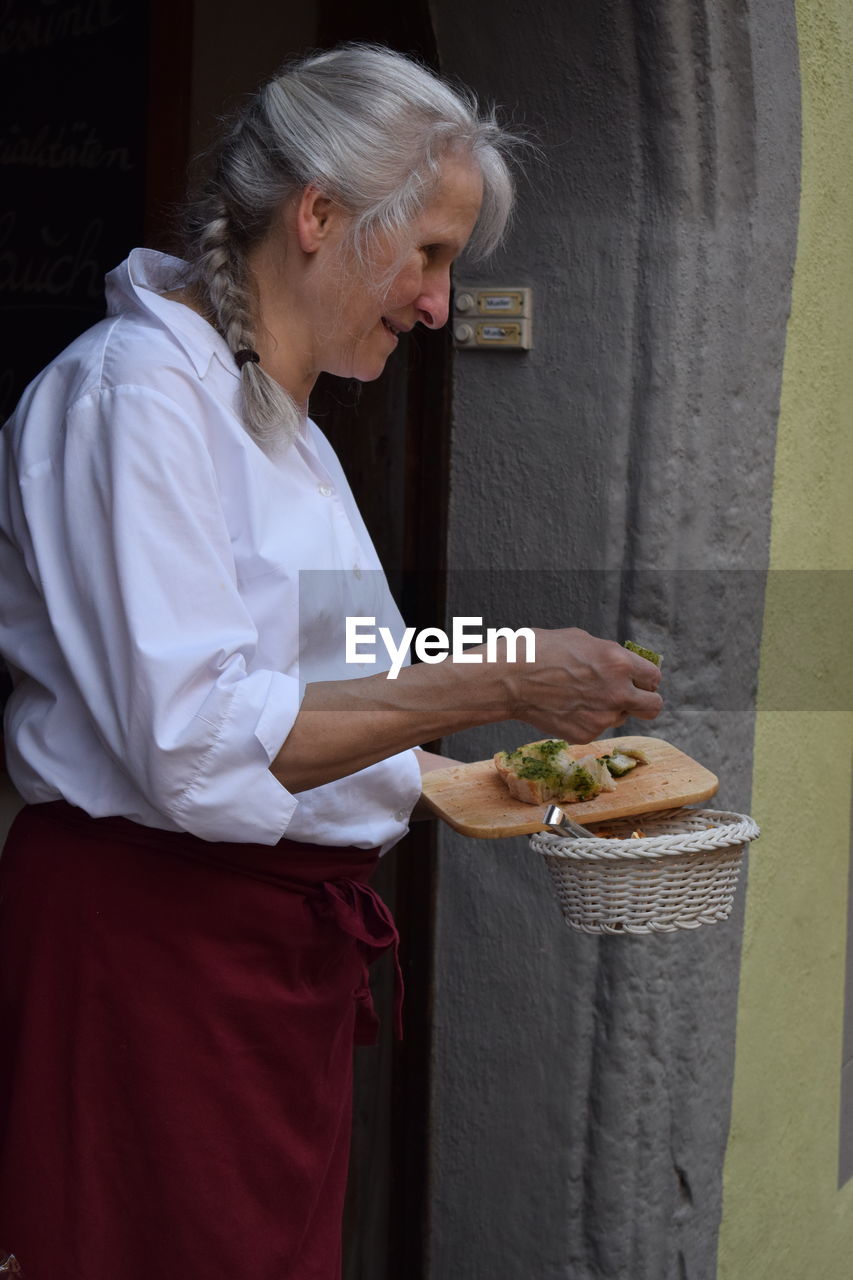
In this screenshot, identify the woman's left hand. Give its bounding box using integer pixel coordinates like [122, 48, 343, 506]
[410, 747, 464, 821]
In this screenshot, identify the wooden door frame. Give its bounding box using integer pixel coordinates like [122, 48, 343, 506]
[313, 11, 448, 1278]
[144, 0, 194, 252]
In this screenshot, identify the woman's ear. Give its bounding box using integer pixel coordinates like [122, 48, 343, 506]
[295, 185, 338, 254]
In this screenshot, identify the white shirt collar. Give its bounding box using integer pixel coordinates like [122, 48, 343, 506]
[105, 248, 239, 382]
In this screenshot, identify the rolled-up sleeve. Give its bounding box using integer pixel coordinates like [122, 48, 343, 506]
[21, 384, 300, 843]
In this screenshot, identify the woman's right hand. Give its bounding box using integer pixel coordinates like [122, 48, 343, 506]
[499, 627, 663, 744]
[271, 626, 663, 793]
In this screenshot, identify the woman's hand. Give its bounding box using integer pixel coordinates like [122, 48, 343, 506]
[409, 747, 465, 821]
[270, 626, 663, 794]
[500, 627, 663, 744]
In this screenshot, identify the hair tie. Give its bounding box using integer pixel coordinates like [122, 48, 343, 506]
[234, 348, 260, 370]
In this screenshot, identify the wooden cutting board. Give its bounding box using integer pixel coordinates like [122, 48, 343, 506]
[420, 735, 718, 838]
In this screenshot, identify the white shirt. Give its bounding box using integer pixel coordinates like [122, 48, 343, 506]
[0, 249, 422, 849]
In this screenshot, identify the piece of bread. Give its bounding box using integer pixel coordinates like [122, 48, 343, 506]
[494, 739, 617, 805]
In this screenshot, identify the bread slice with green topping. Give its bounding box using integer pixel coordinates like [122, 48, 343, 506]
[624, 640, 663, 667]
[494, 739, 617, 805]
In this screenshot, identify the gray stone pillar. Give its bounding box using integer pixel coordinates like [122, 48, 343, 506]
[428, 2, 800, 1276]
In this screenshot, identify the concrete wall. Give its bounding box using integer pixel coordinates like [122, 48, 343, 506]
[719, 0, 853, 1274]
[428, 2, 799, 1275]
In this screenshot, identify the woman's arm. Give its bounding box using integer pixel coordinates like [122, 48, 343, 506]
[270, 627, 663, 793]
[407, 748, 463, 820]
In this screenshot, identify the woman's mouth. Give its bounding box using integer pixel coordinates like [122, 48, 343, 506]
[381, 317, 403, 337]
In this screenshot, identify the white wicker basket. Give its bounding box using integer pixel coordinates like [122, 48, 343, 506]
[529, 808, 760, 935]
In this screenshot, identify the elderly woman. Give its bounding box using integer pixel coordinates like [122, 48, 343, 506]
[0, 44, 661, 1280]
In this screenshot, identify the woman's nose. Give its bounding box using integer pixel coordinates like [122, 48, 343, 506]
[415, 277, 451, 329]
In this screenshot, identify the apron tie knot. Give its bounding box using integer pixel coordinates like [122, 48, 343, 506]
[311, 878, 403, 1044]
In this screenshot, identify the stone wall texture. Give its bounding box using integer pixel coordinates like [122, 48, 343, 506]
[427, 2, 800, 1276]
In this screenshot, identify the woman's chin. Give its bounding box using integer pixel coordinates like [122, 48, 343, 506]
[325, 337, 398, 383]
[346, 356, 394, 383]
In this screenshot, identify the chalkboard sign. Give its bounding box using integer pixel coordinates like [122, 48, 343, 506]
[0, 0, 149, 421]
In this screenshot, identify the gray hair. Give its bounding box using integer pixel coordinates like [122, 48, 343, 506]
[182, 44, 519, 447]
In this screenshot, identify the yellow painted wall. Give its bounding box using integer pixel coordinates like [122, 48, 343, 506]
[718, 2, 853, 1276]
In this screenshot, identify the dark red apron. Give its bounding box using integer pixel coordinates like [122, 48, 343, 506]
[0, 802, 402, 1280]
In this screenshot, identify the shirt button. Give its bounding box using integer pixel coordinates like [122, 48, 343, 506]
[318, 484, 333, 497]
[353, 565, 363, 579]
[394, 809, 409, 823]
